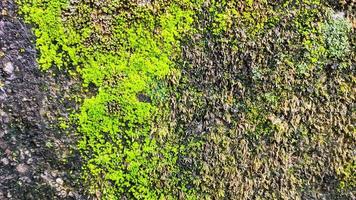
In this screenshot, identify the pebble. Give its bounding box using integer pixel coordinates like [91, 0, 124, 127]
[3, 62, 14, 75]
[26, 158, 33, 164]
[332, 11, 345, 20]
[16, 163, 29, 174]
[0, 89, 6, 101]
[1, 158, 9, 165]
[51, 170, 58, 177]
[0, 140, 7, 150]
[5, 148, 11, 155]
[68, 191, 74, 197]
[56, 178, 64, 185]
[59, 190, 67, 197]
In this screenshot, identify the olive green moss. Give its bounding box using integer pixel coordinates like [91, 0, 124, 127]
[170, 0, 355, 199]
[17, 0, 355, 199]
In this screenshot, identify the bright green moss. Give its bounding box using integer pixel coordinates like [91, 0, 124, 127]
[17, 0, 204, 198]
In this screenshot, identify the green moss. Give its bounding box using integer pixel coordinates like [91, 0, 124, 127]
[322, 11, 352, 61]
[338, 161, 356, 191]
[17, 0, 355, 199]
[17, 0, 205, 198]
[210, 1, 272, 37]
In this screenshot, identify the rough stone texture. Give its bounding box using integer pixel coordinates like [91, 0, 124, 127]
[0, 0, 85, 199]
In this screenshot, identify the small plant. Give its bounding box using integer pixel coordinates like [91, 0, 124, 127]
[322, 11, 352, 60]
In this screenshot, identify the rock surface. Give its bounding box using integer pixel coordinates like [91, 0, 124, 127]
[0, 0, 85, 199]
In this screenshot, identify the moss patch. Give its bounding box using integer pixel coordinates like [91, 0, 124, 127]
[17, 0, 355, 199]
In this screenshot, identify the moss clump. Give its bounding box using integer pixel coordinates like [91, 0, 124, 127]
[17, 0, 205, 199]
[322, 11, 352, 60]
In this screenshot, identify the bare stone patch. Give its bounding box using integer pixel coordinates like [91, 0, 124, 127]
[3, 62, 14, 75]
[16, 163, 29, 174]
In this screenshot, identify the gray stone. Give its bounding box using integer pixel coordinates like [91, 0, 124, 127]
[26, 158, 33, 164]
[56, 178, 64, 185]
[0, 139, 7, 150]
[51, 170, 58, 177]
[16, 163, 29, 174]
[68, 191, 74, 197]
[332, 12, 345, 20]
[1, 157, 9, 165]
[0, 88, 6, 101]
[59, 190, 67, 197]
[3, 62, 14, 75]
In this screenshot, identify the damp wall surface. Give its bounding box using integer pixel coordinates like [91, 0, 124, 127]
[0, 1, 84, 199]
